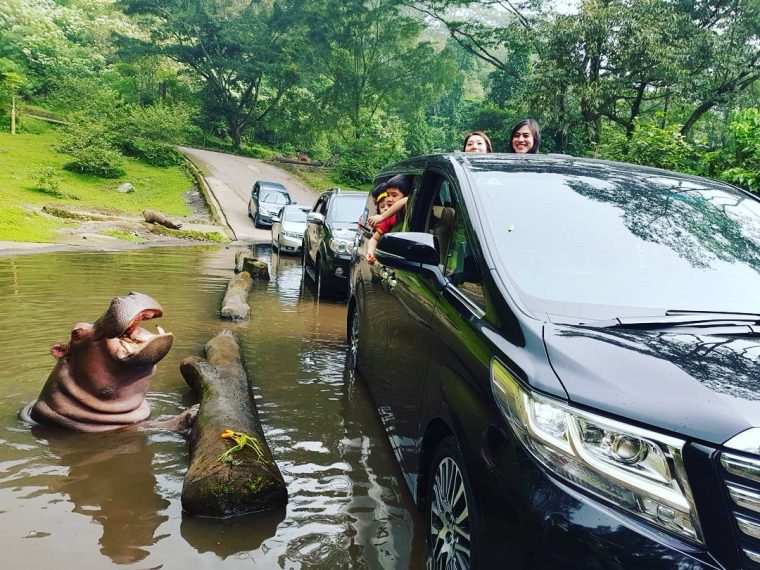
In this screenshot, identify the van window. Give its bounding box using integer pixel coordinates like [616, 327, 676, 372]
[417, 170, 486, 311]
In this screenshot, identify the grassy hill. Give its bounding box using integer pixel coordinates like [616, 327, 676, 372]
[0, 119, 193, 242]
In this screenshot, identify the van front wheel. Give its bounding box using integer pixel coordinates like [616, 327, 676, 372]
[426, 436, 479, 569]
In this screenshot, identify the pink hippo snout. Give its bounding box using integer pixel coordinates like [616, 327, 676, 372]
[28, 292, 174, 432]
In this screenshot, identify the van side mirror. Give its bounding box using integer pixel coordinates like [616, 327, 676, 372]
[376, 232, 439, 265]
[376, 232, 446, 288]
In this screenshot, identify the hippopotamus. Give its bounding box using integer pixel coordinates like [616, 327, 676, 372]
[23, 292, 176, 433]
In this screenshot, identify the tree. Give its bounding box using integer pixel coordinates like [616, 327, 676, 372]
[119, 0, 302, 148]
[300, 0, 450, 139]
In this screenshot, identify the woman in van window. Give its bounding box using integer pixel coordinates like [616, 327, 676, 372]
[508, 119, 540, 154]
[462, 131, 493, 153]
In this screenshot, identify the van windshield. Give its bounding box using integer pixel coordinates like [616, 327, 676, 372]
[330, 195, 367, 224]
[261, 191, 290, 205]
[472, 164, 760, 319]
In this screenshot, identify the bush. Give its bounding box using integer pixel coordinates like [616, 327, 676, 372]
[63, 146, 126, 178]
[58, 118, 126, 178]
[30, 167, 62, 195]
[122, 137, 182, 166]
[719, 108, 760, 193]
[593, 120, 705, 174]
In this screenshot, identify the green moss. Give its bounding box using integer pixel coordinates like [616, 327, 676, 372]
[100, 230, 147, 243]
[149, 225, 230, 243]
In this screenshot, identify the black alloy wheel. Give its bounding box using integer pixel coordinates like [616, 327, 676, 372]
[348, 305, 360, 370]
[427, 436, 478, 570]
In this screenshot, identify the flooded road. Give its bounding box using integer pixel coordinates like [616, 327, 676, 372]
[0, 246, 425, 568]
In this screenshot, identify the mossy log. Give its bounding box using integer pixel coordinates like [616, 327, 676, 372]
[220, 272, 253, 320]
[180, 331, 287, 518]
[242, 257, 270, 281]
[143, 209, 183, 229]
[234, 248, 255, 273]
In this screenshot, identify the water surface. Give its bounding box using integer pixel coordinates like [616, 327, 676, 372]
[0, 246, 424, 568]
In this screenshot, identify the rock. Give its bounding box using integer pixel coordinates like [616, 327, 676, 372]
[220, 272, 253, 320]
[143, 209, 183, 230]
[180, 331, 287, 518]
[242, 258, 270, 281]
[234, 248, 256, 273]
[118, 183, 134, 193]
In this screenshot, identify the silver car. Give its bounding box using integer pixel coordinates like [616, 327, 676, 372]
[271, 205, 310, 254]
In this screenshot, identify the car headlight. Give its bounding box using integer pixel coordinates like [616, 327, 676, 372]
[329, 238, 352, 254]
[490, 359, 703, 544]
[282, 230, 301, 238]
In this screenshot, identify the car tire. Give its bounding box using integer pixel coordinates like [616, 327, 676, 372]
[248, 202, 253, 219]
[348, 304, 360, 370]
[426, 436, 479, 570]
[272, 233, 278, 251]
[254, 213, 261, 228]
[316, 256, 334, 299]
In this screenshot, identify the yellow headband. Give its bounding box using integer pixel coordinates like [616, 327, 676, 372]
[375, 191, 387, 203]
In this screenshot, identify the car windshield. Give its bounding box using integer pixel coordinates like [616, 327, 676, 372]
[330, 195, 366, 224]
[283, 208, 307, 223]
[261, 191, 290, 205]
[472, 163, 760, 320]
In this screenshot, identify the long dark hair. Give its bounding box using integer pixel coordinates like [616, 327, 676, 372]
[508, 119, 540, 154]
[462, 131, 493, 152]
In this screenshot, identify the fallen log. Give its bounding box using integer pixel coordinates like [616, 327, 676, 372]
[234, 248, 255, 273]
[242, 257, 270, 281]
[180, 331, 287, 518]
[143, 209, 183, 229]
[220, 272, 253, 320]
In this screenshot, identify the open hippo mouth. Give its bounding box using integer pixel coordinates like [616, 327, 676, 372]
[95, 292, 174, 365]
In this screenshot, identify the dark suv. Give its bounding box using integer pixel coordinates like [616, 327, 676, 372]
[348, 153, 760, 569]
[302, 188, 366, 298]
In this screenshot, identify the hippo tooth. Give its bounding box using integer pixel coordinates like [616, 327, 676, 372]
[157, 325, 165, 335]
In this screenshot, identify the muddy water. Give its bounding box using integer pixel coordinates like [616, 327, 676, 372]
[0, 246, 425, 569]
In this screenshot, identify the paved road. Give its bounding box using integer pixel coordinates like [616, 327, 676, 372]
[181, 147, 319, 242]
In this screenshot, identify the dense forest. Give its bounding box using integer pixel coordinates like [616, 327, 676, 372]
[1, 0, 758, 190]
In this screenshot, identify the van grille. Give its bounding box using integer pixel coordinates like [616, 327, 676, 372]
[721, 453, 760, 566]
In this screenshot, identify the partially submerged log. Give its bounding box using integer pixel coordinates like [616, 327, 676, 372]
[143, 209, 182, 230]
[180, 331, 287, 518]
[220, 272, 253, 320]
[242, 257, 270, 281]
[234, 248, 255, 273]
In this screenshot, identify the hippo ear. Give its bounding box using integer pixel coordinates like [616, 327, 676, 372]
[51, 343, 69, 359]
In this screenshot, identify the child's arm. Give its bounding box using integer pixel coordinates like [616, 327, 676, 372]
[366, 232, 381, 264]
[368, 197, 408, 228]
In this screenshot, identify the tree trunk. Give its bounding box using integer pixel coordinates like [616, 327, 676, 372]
[180, 331, 287, 518]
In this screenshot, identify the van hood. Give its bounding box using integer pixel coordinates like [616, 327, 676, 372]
[543, 324, 760, 445]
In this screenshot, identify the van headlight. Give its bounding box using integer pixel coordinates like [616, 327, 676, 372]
[490, 359, 703, 544]
[329, 238, 352, 254]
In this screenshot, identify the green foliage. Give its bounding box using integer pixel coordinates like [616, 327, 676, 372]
[719, 108, 760, 192]
[593, 120, 705, 174]
[405, 111, 435, 157]
[58, 119, 126, 178]
[334, 118, 405, 185]
[121, 138, 182, 166]
[30, 166, 63, 196]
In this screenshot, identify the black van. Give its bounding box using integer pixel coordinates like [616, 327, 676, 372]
[348, 153, 760, 569]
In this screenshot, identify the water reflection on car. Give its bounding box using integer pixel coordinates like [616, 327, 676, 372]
[348, 153, 760, 569]
[271, 205, 310, 254]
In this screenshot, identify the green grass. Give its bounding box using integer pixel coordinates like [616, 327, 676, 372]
[148, 225, 230, 243]
[0, 118, 193, 242]
[99, 230, 148, 243]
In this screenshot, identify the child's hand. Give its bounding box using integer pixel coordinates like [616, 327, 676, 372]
[366, 253, 377, 264]
[367, 214, 382, 228]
